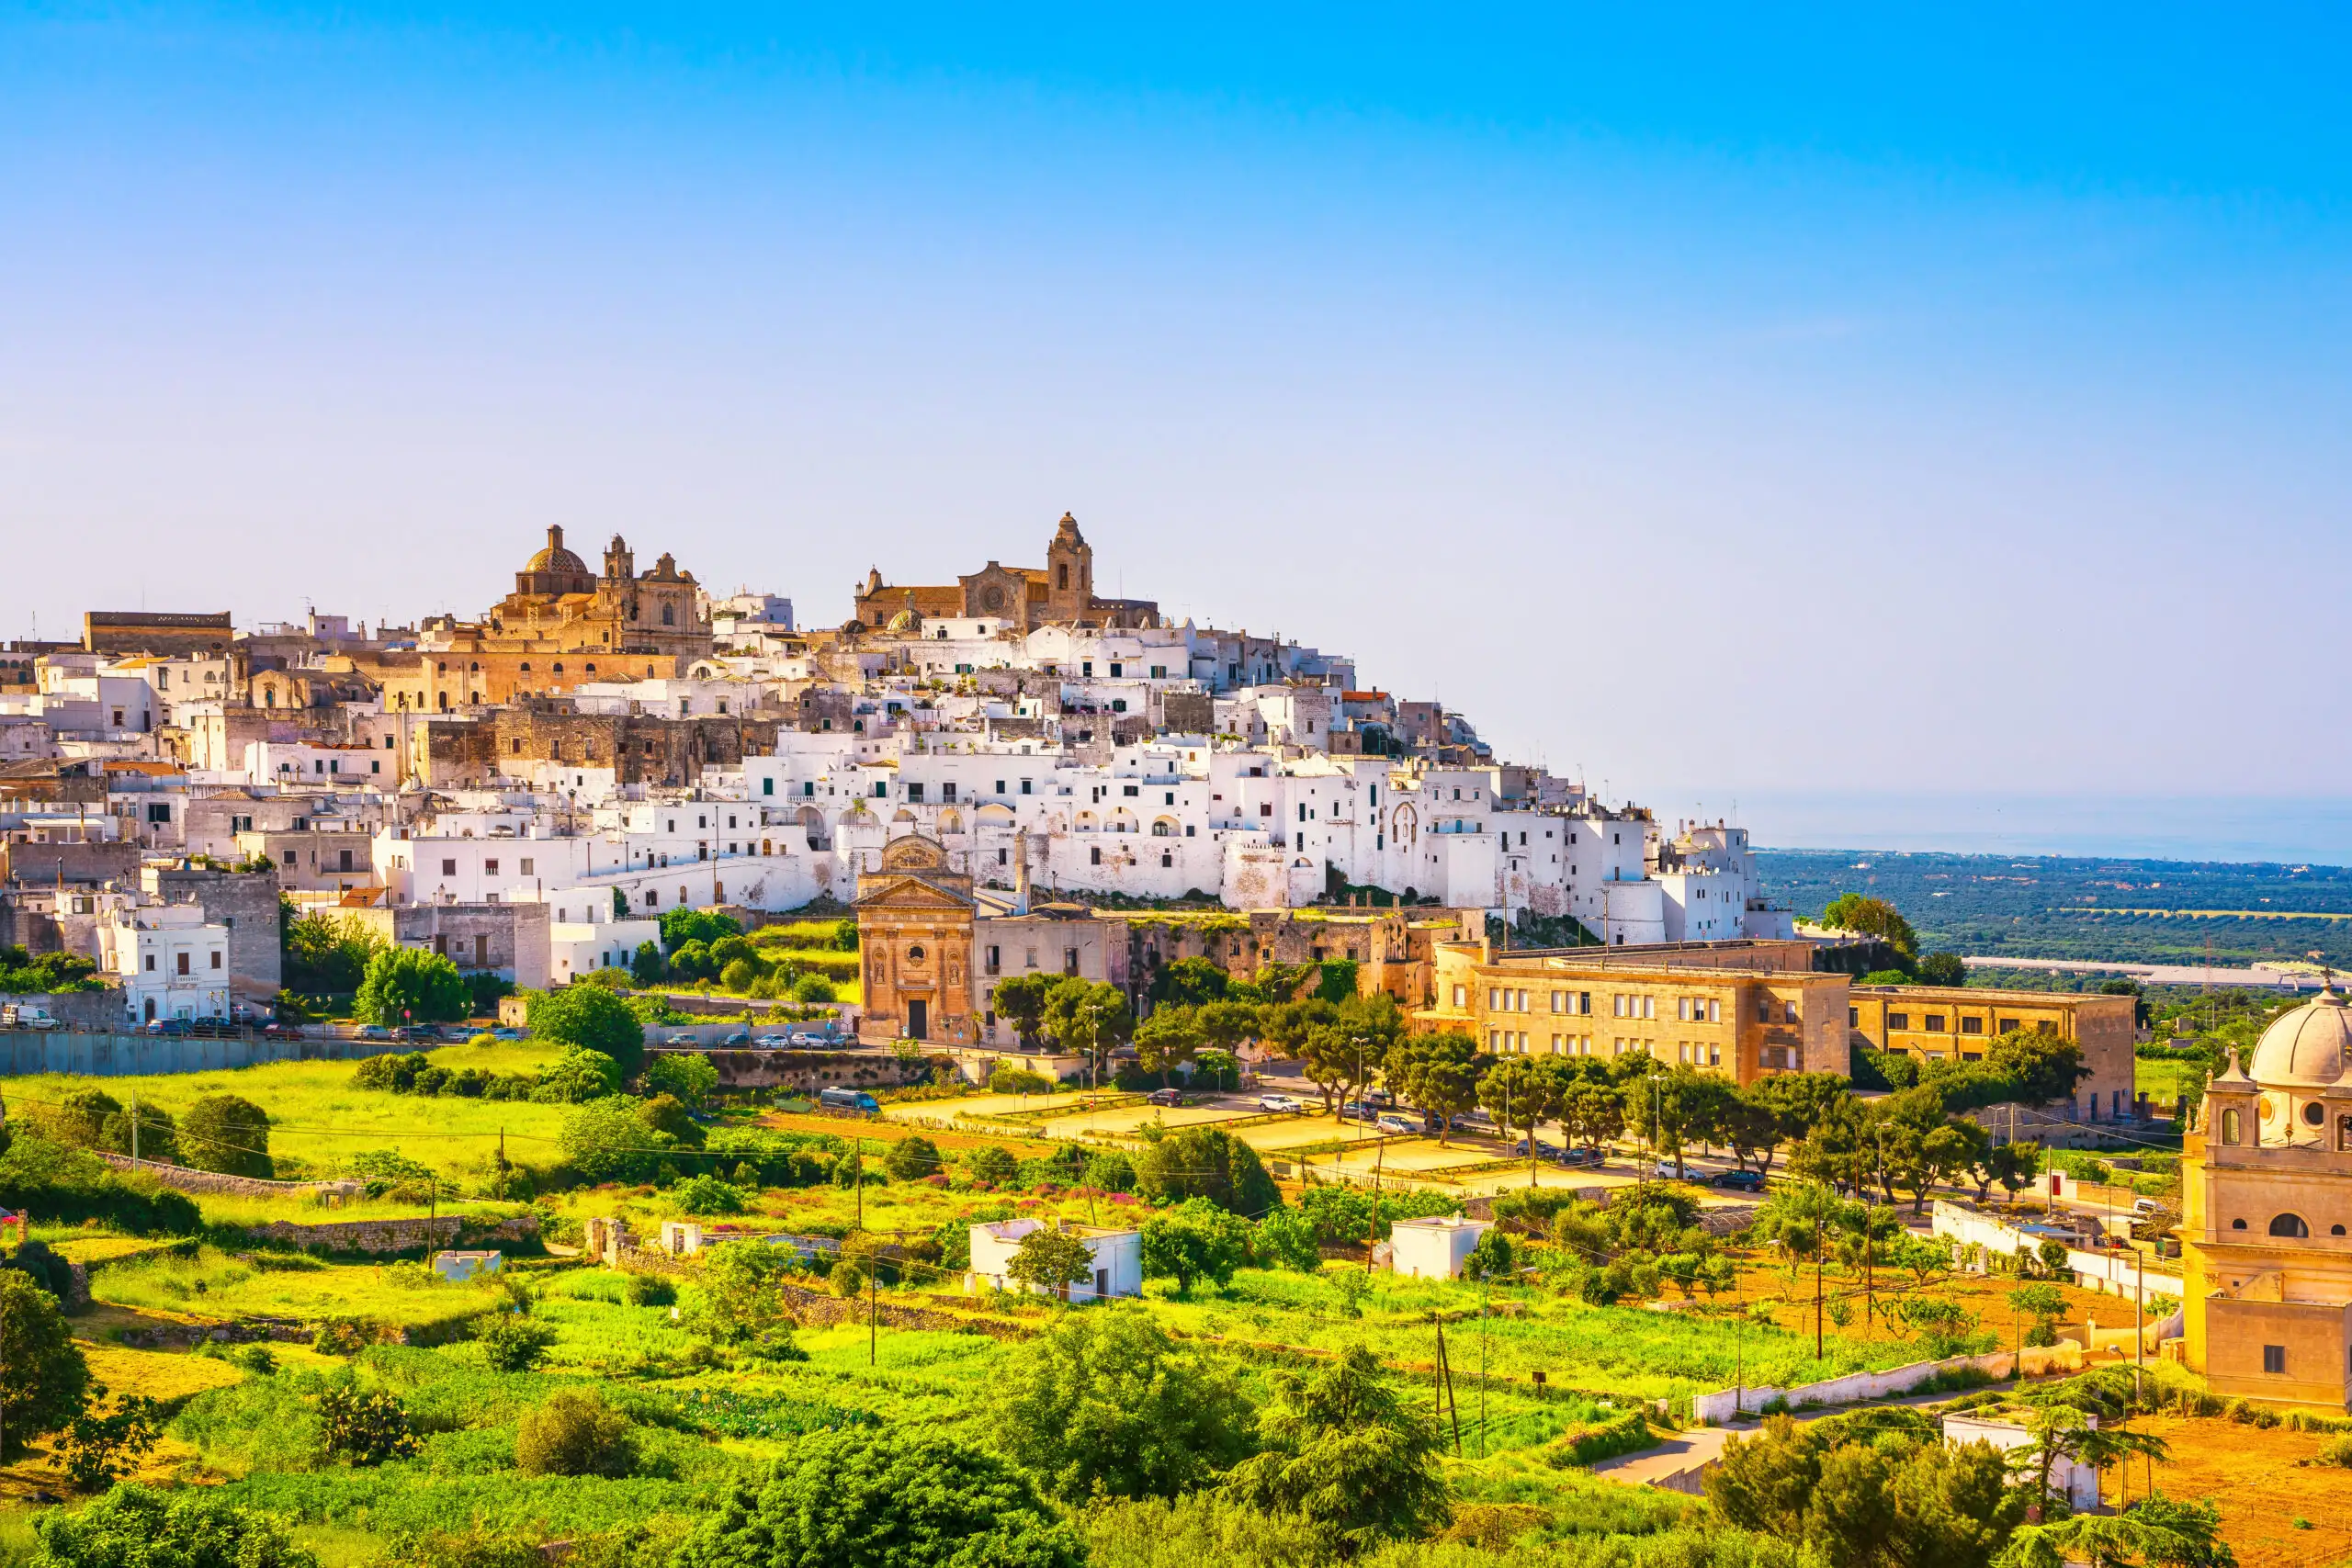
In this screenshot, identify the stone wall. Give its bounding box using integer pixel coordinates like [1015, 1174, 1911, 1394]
[95, 1153, 368, 1201]
[0, 990, 122, 1030]
[0, 1031, 409, 1077]
[682, 1047, 945, 1093]
[243, 1212, 539, 1255]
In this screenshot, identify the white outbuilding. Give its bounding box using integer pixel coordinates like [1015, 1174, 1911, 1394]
[967, 1217, 1142, 1303]
[1386, 1213, 1494, 1280]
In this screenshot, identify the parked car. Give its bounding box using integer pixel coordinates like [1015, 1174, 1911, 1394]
[1375, 1112, 1422, 1135]
[719, 1031, 752, 1047]
[1259, 1092, 1304, 1113]
[817, 1086, 880, 1113]
[398, 1025, 443, 1043]
[141, 1019, 191, 1037]
[1713, 1168, 1767, 1192]
[1, 1005, 61, 1030]
[1449, 1111, 1495, 1133]
[752, 1034, 792, 1048]
[1511, 1138, 1563, 1159]
[789, 1032, 829, 1046]
[260, 1022, 306, 1042]
[2132, 1197, 2164, 1216]
[1364, 1089, 1396, 1109]
[1651, 1160, 1683, 1179]
[663, 1032, 699, 1047]
[490, 1027, 525, 1042]
[1559, 1146, 1602, 1168]
[356, 1024, 394, 1043]
[1146, 1088, 1185, 1108]
[188, 1019, 241, 1038]
[1339, 1100, 1371, 1122]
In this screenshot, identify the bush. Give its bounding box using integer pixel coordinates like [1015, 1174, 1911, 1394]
[33, 1483, 319, 1568]
[883, 1136, 942, 1182]
[790, 974, 836, 1004]
[1134, 1126, 1277, 1216]
[989, 1067, 1055, 1095]
[473, 1313, 558, 1372]
[533, 1046, 623, 1104]
[1083, 1149, 1136, 1193]
[178, 1094, 273, 1179]
[625, 1273, 676, 1308]
[1553, 1408, 1653, 1466]
[514, 1390, 638, 1478]
[316, 1383, 419, 1465]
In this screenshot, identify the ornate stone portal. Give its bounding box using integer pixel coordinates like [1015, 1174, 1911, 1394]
[853, 833, 977, 1045]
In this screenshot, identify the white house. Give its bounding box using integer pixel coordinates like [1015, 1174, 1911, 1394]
[1941, 1413, 2100, 1512]
[1386, 1213, 1494, 1280]
[967, 1218, 1142, 1302]
[102, 904, 230, 1024]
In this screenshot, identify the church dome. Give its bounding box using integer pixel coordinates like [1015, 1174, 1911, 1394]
[524, 525, 589, 578]
[2248, 987, 2352, 1089]
[887, 607, 921, 632]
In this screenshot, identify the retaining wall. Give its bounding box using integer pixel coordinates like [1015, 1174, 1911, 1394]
[0, 1031, 409, 1077]
[243, 1212, 539, 1256]
[1931, 1201, 2183, 1301]
[682, 1048, 946, 1093]
[1690, 1342, 2086, 1425]
[94, 1152, 367, 1201]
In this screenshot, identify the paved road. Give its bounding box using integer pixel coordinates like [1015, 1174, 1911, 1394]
[1590, 1382, 2015, 1489]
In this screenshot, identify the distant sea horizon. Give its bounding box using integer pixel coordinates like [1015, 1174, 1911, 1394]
[1649, 792, 2352, 869]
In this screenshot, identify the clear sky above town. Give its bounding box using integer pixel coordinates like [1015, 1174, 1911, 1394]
[4, 6, 2346, 851]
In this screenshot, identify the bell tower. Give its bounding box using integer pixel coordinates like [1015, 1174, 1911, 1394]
[1045, 512, 1092, 623]
[603, 535, 635, 583]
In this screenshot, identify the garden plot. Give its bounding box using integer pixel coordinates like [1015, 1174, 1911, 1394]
[89, 1247, 511, 1339]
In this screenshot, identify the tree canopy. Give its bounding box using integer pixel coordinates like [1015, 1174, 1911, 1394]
[526, 986, 646, 1077]
[353, 948, 469, 1026]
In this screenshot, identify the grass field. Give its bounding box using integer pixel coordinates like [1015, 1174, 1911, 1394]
[5, 1041, 572, 1181]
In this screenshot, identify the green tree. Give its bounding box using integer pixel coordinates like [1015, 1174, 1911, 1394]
[1133, 1125, 1278, 1215]
[990, 972, 1068, 1048]
[659, 907, 741, 951]
[885, 1134, 943, 1182]
[1385, 1032, 1483, 1145]
[316, 1384, 419, 1465]
[55, 1393, 164, 1493]
[474, 1314, 558, 1372]
[1225, 1344, 1450, 1557]
[967, 1144, 1020, 1187]
[672, 1427, 1082, 1568]
[1557, 1075, 1628, 1158]
[559, 1095, 678, 1184]
[1004, 1224, 1098, 1299]
[1918, 952, 1969, 987]
[1479, 1054, 1573, 1185]
[0, 1271, 90, 1459]
[689, 1240, 808, 1357]
[353, 948, 469, 1026]
[1625, 1065, 1737, 1179]
[1045, 980, 1134, 1089]
[1986, 1027, 2089, 1108]
[1195, 998, 1261, 1066]
[534, 1046, 624, 1103]
[179, 1094, 272, 1179]
[1989, 1139, 2043, 1208]
[642, 1051, 720, 1109]
[629, 941, 665, 987]
[526, 985, 647, 1077]
[1818, 893, 1919, 958]
[1134, 1005, 1204, 1089]
[32, 1483, 319, 1568]
[992, 1303, 1254, 1503]
[1139, 1198, 1251, 1294]
[1252, 1208, 1322, 1272]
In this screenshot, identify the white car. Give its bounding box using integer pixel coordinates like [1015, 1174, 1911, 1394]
[753, 1034, 792, 1048]
[1376, 1112, 1423, 1135]
[1259, 1093, 1304, 1113]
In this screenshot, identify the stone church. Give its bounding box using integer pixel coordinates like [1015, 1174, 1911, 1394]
[850, 513, 1161, 633]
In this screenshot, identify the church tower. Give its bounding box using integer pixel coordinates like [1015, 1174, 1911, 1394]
[1045, 513, 1092, 623]
[603, 536, 636, 583]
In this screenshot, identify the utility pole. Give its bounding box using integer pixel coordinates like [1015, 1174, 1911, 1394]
[130, 1088, 139, 1162]
[854, 1136, 864, 1231]
[1364, 1138, 1386, 1273]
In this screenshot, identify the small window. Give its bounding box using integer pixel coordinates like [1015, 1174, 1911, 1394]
[907, 944, 926, 963]
[210, 951, 221, 969]
[2307, 1101, 2327, 1127]
[2270, 1213, 2311, 1238]
[2264, 1344, 2287, 1374]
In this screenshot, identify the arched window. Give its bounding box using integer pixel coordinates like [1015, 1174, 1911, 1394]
[2231, 1218, 2247, 1230]
[908, 944, 926, 963]
[2221, 1108, 2242, 1145]
[519, 662, 531, 672]
[553, 662, 563, 673]
[2271, 1213, 2311, 1238]
[662, 604, 674, 626]
[644, 891, 659, 907]
[1057, 563, 1069, 589]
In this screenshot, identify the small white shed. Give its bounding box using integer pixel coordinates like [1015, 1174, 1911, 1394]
[967, 1217, 1143, 1302]
[433, 1249, 503, 1282]
[1387, 1213, 1493, 1280]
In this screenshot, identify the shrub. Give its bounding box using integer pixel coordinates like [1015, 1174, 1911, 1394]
[1134, 1126, 1277, 1216]
[55, 1395, 165, 1493]
[1082, 1149, 1136, 1193]
[180, 1094, 272, 1179]
[514, 1390, 638, 1478]
[625, 1273, 676, 1308]
[33, 1483, 318, 1568]
[1552, 1408, 1652, 1466]
[988, 1067, 1055, 1095]
[473, 1313, 558, 1372]
[643, 1052, 721, 1109]
[534, 1047, 623, 1104]
[316, 1384, 419, 1465]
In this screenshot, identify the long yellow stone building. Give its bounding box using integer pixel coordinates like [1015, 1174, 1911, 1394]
[1849, 985, 2137, 1123]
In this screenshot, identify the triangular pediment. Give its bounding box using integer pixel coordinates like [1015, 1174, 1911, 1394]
[854, 874, 976, 913]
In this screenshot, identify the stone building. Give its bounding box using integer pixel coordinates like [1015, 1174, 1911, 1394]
[2181, 987, 2352, 1410]
[851, 513, 1160, 633]
[345, 901, 551, 991]
[853, 833, 979, 1046]
[137, 862, 285, 1010]
[1849, 986, 2136, 1124]
[84, 612, 235, 659]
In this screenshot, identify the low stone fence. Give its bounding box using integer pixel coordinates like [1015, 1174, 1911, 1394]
[684, 1048, 946, 1094]
[1690, 1342, 2086, 1426]
[96, 1153, 368, 1201]
[242, 1212, 539, 1256]
[775, 1280, 1031, 1341]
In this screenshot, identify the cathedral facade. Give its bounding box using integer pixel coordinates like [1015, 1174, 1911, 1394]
[851, 513, 1160, 633]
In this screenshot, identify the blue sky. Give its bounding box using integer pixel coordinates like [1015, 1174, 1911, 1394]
[4, 6, 2347, 844]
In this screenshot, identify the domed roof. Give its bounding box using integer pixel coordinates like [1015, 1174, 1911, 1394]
[2248, 987, 2352, 1089]
[525, 525, 588, 577]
